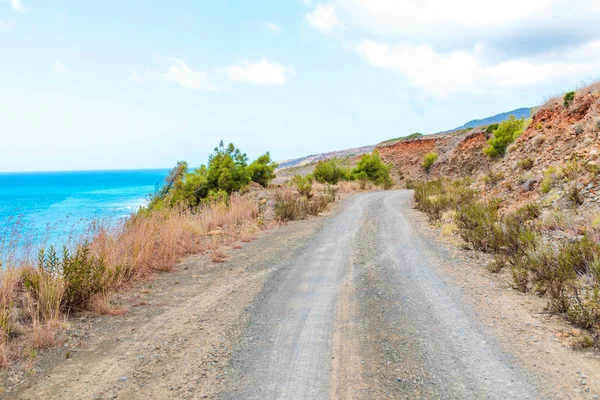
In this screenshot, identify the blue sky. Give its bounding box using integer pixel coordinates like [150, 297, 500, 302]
[1, 0, 600, 172]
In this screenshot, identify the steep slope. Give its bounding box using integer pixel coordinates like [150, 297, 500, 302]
[378, 85, 599, 208]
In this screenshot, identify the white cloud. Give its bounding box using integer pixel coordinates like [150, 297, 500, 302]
[353, 40, 600, 98]
[302, 1, 600, 98]
[9, 0, 24, 12]
[163, 58, 216, 90]
[300, 0, 312, 4]
[52, 62, 67, 74]
[265, 22, 281, 33]
[225, 60, 295, 86]
[305, 4, 341, 34]
[131, 58, 218, 91]
[334, 0, 600, 46]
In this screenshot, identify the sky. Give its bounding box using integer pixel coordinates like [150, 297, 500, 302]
[1, 0, 600, 172]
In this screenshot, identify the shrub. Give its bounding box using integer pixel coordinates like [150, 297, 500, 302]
[567, 183, 584, 206]
[152, 141, 277, 208]
[514, 202, 541, 221]
[274, 186, 336, 222]
[422, 152, 438, 172]
[306, 194, 331, 216]
[564, 91, 575, 108]
[521, 237, 600, 312]
[574, 124, 584, 135]
[413, 179, 477, 221]
[355, 171, 369, 190]
[313, 158, 350, 185]
[501, 213, 539, 259]
[517, 157, 534, 171]
[485, 124, 499, 134]
[273, 190, 306, 222]
[484, 116, 527, 158]
[540, 165, 561, 194]
[531, 134, 545, 149]
[352, 151, 393, 188]
[248, 152, 278, 187]
[38, 244, 107, 312]
[563, 160, 581, 181]
[483, 171, 504, 187]
[572, 333, 595, 349]
[567, 283, 600, 329]
[292, 175, 313, 198]
[455, 201, 504, 252]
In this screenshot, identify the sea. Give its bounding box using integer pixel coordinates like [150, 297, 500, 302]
[0, 169, 170, 256]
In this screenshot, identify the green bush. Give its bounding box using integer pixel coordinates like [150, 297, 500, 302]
[38, 244, 107, 311]
[422, 152, 438, 172]
[455, 201, 504, 253]
[248, 152, 278, 187]
[313, 158, 350, 185]
[151, 141, 277, 209]
[352, 150, 393, 188]
[485, 123, 499, 134]
[484, 116, 528, 158]
[564, 91, 575, 108]
[292, 175, 313, 198]
[540, 165, 561, 194]
[413, 179, 477, 221]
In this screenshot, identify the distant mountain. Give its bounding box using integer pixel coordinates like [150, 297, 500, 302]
[447, 107, 532, 132]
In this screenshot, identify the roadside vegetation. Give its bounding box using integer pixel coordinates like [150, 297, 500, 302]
[312, 150, 393, 189]
[413, 178, 600, 348]
[0, 143, 394, 367]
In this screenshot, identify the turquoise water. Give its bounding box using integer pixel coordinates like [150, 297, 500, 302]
[0, 169, 169, 254]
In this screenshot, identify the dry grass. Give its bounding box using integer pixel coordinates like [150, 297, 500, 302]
[0, 179, 345, 367]
[209, 243, 228, 263]
[89, 294, 128, 316]
[0, 191, 266, 367]
[31, 323, 58, 350]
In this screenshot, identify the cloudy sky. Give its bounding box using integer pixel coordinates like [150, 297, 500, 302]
[1, 0, 599, 171]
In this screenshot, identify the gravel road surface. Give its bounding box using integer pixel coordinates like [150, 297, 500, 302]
[221, 191, 538, 399]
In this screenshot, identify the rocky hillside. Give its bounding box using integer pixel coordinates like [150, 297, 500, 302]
[380, 85, 599, 196]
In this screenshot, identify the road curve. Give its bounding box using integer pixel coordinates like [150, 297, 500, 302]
[220, 190, 540, 399]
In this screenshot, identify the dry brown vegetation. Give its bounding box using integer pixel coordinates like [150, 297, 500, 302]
[0, 168, 362, 369]
[411, 80, 600, 348]
[0, 188, 307, 367]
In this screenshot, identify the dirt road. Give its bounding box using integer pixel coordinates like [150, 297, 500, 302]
[11, 191, 600, 399]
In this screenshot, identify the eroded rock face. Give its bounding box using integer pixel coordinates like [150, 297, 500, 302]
[376, 130, 492, 180]
[378, 91, 600, 196]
